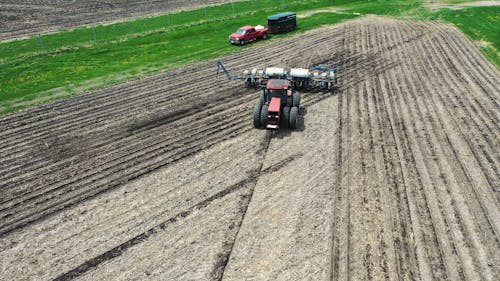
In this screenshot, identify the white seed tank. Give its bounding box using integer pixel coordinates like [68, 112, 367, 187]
[265, 67, 286, 77]
[289, 68, 310, 78]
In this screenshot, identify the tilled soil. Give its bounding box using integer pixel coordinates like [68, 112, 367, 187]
[0, 16, 499, 280]
[0, 0, 237, 41]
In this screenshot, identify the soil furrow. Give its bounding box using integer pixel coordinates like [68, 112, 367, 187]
[0, 87, 254, 184]
[0, 111, 251, 235]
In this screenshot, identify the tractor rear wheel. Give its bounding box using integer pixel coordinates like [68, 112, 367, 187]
[253, 104, 262, 128]
[260, 104, 268, 128]
[281, 106, 290, 128]
[289, 106, 298, 130]
[293, 92, 301, 108]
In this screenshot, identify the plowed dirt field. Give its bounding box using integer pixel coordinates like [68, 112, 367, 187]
[0, 16, 499, 280]
[0, 0, 236, 41]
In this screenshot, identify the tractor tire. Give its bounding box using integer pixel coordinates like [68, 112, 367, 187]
[289, 106, 299, 130]
[281, 106, 290, 128]
[260, 104, 268, 128]
[253, 104, 262, 128]
[259, 92, 265, 107]
[293, 92, 301, 108]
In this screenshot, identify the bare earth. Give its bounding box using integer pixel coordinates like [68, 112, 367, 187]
[0, 0, 237, 41]
[0, 16, 499, 280]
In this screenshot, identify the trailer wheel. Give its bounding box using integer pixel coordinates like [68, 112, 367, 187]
[260, 104, 268, 128]
[253, 104, 262, 128]
[289, 106, 298, 130]
[293, 92, 301, 108]
[281, 106, 290, 128]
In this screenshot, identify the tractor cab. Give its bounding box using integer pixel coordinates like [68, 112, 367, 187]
[266, 79, 291, 99]
[263, 79, 292, 129]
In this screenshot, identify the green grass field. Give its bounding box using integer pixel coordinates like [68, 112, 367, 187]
[0, 0, 498, 114]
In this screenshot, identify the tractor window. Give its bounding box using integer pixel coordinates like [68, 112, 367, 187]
[270, 89, 284, 97]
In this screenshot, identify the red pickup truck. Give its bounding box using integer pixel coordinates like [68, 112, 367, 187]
[229, 25, 269, 45]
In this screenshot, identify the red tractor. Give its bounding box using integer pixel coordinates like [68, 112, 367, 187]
[216, 60, 337, 130]
[253, 79, 300, 129]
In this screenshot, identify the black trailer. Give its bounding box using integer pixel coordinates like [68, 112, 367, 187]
[267, 12, 296, 34]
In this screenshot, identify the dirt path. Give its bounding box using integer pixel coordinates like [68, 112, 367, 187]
[297, 9, 360, 18]
[0, 16, 499, 280]
[0, 0, 239, 41]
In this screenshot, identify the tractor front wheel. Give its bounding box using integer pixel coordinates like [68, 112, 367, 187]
[281, 106, 290, 128]
[289, 106, 299, 130]
[253, 104, 262, 128]
[260, 104, 268, 128]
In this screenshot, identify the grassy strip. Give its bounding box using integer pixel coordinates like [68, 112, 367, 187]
[430, 6, 500, 67]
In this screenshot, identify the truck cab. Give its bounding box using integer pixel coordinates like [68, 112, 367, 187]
[229, 25, 269, 45]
